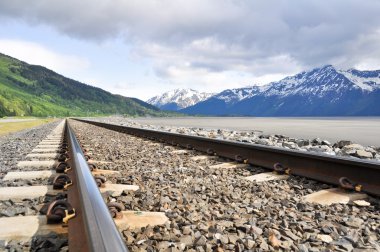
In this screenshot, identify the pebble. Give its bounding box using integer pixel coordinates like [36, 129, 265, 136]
[332, 239, 354, 251]
[281, 229, 301, 241]
[353, 200, 371, 207]
[269, 232, 281, 248]
[180, 235, 193, 246]
[317, 234, 333, 243]
[345, 217, 364, 228]
[195, 236, 207, 246]
[260, 239, 269, 250]
[251, 226, 263, 235]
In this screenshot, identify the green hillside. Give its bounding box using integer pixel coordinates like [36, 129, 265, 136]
[0, 53, 163, 117]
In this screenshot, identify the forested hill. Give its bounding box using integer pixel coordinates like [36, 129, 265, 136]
[0, 53, 161, 117]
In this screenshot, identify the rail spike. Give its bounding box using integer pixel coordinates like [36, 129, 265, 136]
[56, 162, 70, 173]
[339, 177, 362, 192]
[235, 155, 248, 163]
[94, 176, 107, 188]
[53, 174, 73, 190]
[273, 163, 291, 175]
[46, 200, 76, 225]
[107, 202, 125, 219]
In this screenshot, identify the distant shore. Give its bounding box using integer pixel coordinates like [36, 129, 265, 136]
[129, 116, 380, 147]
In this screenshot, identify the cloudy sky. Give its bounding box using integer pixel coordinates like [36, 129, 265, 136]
[1, 0, 380, 100]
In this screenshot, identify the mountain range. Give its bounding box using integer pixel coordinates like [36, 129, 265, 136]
[147, 89, 213, 110]
[2, 51, 379, 118]
[148, 65, 380, 116]
[0, 53, 164, 117]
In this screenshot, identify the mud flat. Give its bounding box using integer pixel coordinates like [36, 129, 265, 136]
[129, 117, 380, 147]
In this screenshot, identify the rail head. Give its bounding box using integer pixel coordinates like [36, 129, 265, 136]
[66, 120, 128, 252]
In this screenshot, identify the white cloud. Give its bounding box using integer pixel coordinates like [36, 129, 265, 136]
[1, 0, 380, 98]
[0, 39, 90, 74]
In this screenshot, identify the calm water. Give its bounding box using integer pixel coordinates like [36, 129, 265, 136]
[130, 117, 380, 147]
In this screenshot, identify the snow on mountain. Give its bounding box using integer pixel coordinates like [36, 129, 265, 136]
[260, 65, 380, 97]
[339, 69, 380, 91]
[211, 86, 261, 104]
[181, 65, 380, 116]
[147, 89, 214, 111]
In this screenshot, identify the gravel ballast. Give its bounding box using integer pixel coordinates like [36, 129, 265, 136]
[70, 119, 380, 251]
[0, 120, 61, 174]
[85, 117, 380, 162]
[0, 119, 68, 252]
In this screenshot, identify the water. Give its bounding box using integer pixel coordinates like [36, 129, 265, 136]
[130, 117, 380, 147]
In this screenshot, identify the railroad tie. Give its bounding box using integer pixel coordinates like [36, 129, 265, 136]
[0, 184, 139, 200]
[209, 162, 249, 169]
[0, 216, 68, 242]
[114, 211, 168, 230]
[17, 160, 57, 169]
[170, 149, 189, 155]
[25, 153, 60, 160]
[245, 172, 289, 182]
[190, 155, 217, 161]
[3, 169, 120, 181]
[303, 188, 368, 205]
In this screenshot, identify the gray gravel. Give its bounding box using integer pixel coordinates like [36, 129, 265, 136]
[0, 119, 61, 189]
[85, 117, 380, 162]
[0, 120, 61, 174]
[0, 120, 68, 252]
[71, 119, 380, 252]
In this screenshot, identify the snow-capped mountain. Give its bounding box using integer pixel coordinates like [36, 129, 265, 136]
[179, 87, 261, 115]
[211, 86, 261, 104]
[182, 65, 380, 116]
[147, 89, 214, 111]
[260, 65, 380, 97]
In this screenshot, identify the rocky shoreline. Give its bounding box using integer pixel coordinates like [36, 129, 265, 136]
[86, 117, 380, 162]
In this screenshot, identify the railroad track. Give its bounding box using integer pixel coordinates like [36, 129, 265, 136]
[0, 119, 131, 251]
[75, 118, 380, 197]
[0, 118, 379, 251]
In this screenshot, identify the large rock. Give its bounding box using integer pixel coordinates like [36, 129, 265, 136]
[334, 140, 352, 148]
[321, 140, 332, 146]
[312, 138, 322, 145]
[256, 139, 272, 146]
[282, 142, 298, 149]
[342, 144, 365, 155]
[296, 139, 310, 147]
[354, 150, 373, 159]
[196, 131, 209, 137]
[308, 145, 334, 155]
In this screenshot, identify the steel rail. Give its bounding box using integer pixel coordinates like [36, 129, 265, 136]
[65, 120, 128, 252]
[74, 119, 380, 196]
